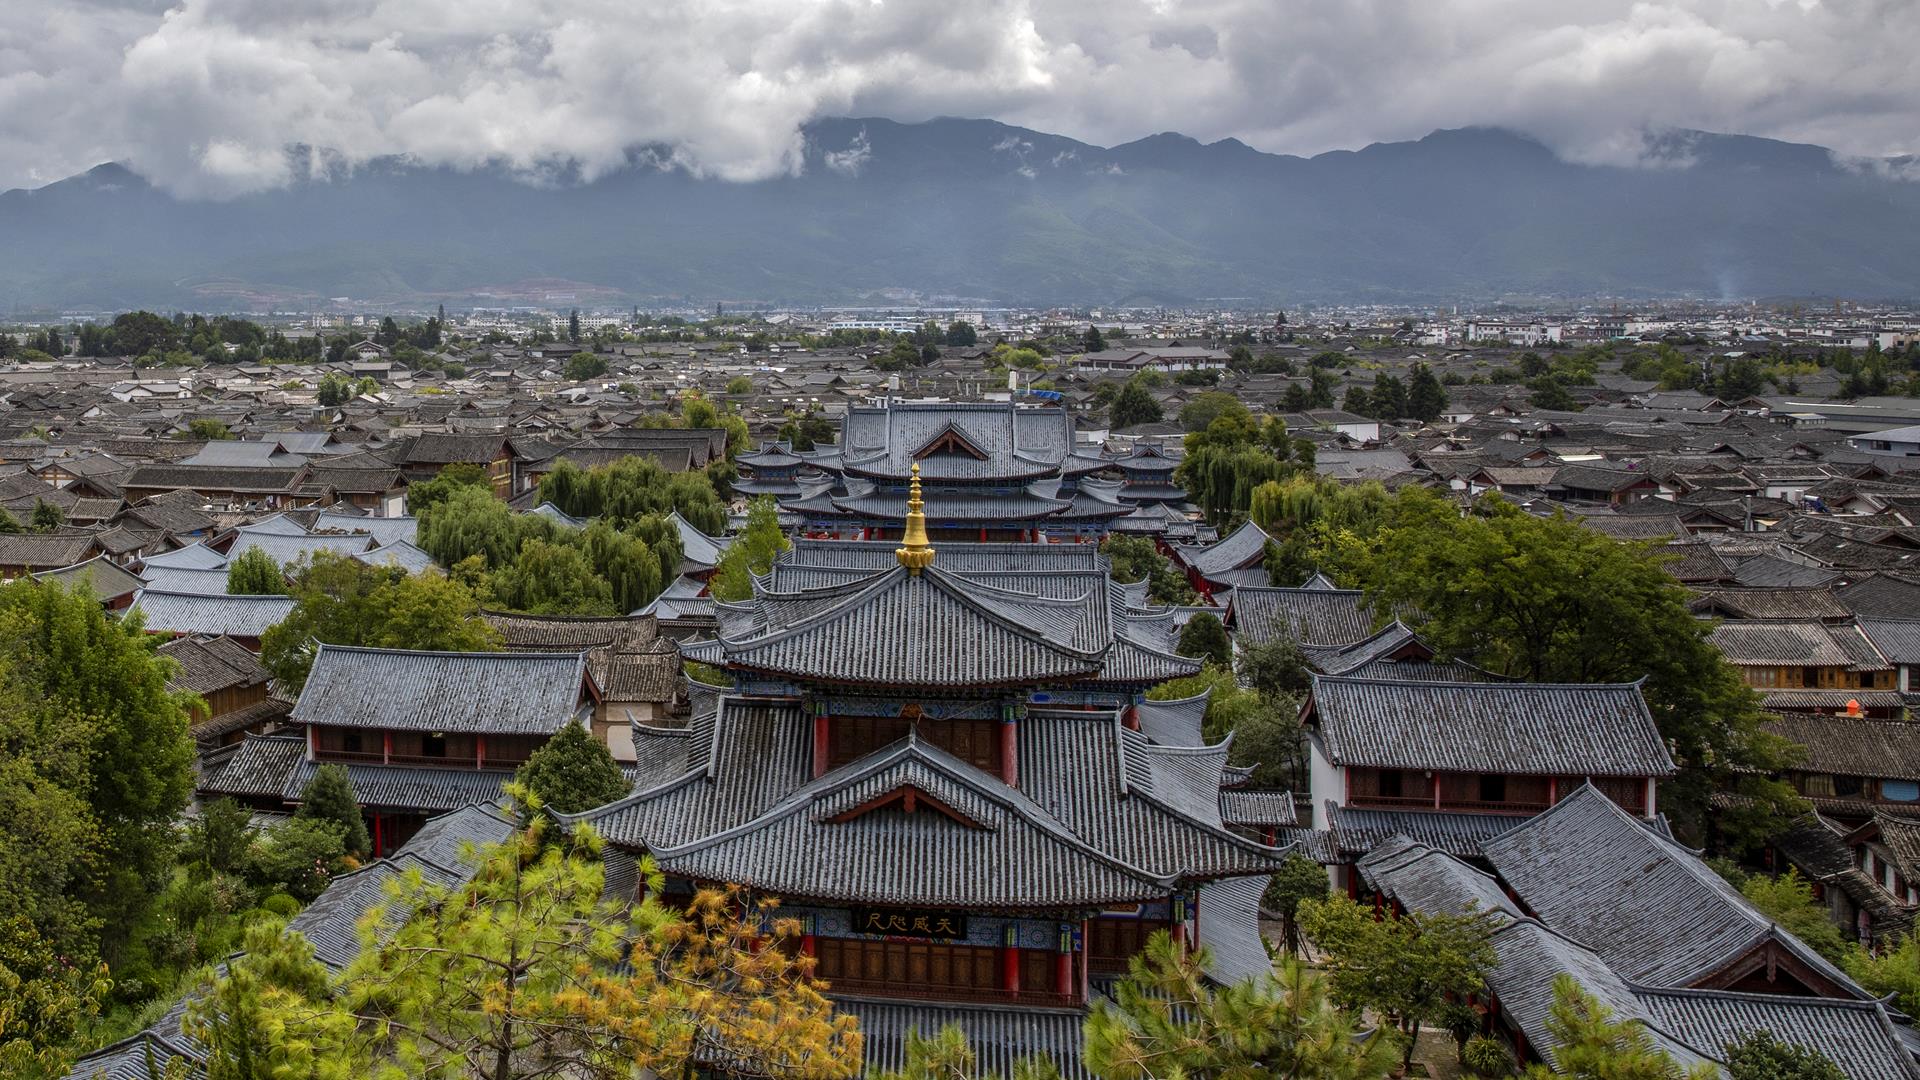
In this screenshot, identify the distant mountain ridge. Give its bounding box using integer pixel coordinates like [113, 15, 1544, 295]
[3, 117, 1917, 309]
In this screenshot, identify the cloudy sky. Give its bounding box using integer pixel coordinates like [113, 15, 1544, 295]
[3, 0, 1915, 197]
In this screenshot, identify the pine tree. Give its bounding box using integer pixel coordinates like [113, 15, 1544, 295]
[515, 721, 632, 814]
[200, 815, 863, 1079]
[225, 545, 286, 595]
[1109, 381, 1163, 429]
[1085, 931, 1396, 1080]
[30, 499, 64, 532]
[1342, 385, 1371, 415]
[1083, 324, 1106, 352]
[296, 763, 370, 857]
[1722, 1031, 1844, 1080]
[569, 308, 582, 342]
[1407, 362, 1449, 421]
[1523, 976, 1716, 1079]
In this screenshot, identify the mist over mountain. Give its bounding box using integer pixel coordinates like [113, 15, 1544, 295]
[4, 117, 1917, 310]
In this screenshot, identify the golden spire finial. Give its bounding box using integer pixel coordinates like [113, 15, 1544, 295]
[896, 461, 936, 574]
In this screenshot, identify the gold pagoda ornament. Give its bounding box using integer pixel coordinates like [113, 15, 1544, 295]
[895, 462, 936, 574]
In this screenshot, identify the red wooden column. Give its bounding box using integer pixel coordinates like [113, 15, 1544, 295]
[812, 712, 831, 778]
[1079, 919, 1091, 1000]
[999, 717, 1018, 786]
[1002, 926, 1021, 994]
[476, 734, 486, 769]
[1056, 926, 1073, 998]
[382, 730, 392, 764]
[373, 814, 383, 857]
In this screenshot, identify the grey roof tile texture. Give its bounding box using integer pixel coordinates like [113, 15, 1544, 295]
[1307, 674, 1675, 777]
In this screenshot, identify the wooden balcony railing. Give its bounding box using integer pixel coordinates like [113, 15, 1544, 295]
[820, 977, 1081, 1009]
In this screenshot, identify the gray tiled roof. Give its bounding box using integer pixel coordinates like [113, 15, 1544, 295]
[1634, 987, 1920, 1080]
[293, 645, 592, 734]
[1357, 837, 1522, 919]
[1325, 802, 1532, 859]
[1763, 712, 1920, 781]
[646, 736, 1181, 907]
[1307, 675, 1674, 777]
[355, 539, 436, 574]
[1227, 586, 1387, 647]
[141, 564, 243, 595]
[138, 541, 227, 569]
[1135, 688, 1208, 745]
[1483, 785, 1867, 995]
[281, 757, 513, 812]
[131, 589, 296, 637]
[845, 999, 1089, 1080]
[839, 402, 1076, 482]
[1487, 918, 1717, 1072]
[718, 566, 1108, 688]
[1170, 520, 1270, 577]
[1860, 618, 1920, 665]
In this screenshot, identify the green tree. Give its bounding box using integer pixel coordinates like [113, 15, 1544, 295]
[1084, 930, 1397, 1080]
[1522, 976, 1715, 1080]
[1109, 381, 1163, 429]
[486, 538, 617, 615]
[515, 721, 632, 814]
[184, 918, 340, 1080]
[1843, 932, 1920, 1016]
[708, 496, 790, 602]
[183, 418, 235, 440]
[225, 545, 286, 595]
[408, 461, 492, 514]
[1342, 385, 1372, 415]
[317, 371, 355, 406]
[0, 582, 194, 966]
[1083, 325, 1107, 353]
[0, 915, 110, 1078]
[725, 375, 752, 395]
[1238, 637, 1312, 699]
[1175, 612, 1231, 669]
[1263, 854, 1328, 956]
[260, 552, 501, 692]
[418, 484, 545, 569]
[1300, 894, 1497, 1071]
[1368, 375, 1407, 420]
[1100, 535, 1200, 606]
[1739, 871, 1848, 965]
[1722, 1030, 1845, 1080]
[567, 351, 610, 380]
[207, 814, 862, 1080]
[186, 797, 254, 880]
[29, 499, 63, 532]
[1313, 487, 1802, 848]
[296, 763, 371, 858]
[568, 308, 582, 342]
[1529, 374, 1579, 411]
[243, 816, 349, 902]
[1407, 362, 1449, 421]
[1178, 392, 1250, 433]
[0, 509, 20, 535]
[946, 321, 978, 347]
[538, 457, 727, 535]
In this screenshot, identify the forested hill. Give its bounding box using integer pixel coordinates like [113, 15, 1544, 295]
[4, 117, 1918, 308]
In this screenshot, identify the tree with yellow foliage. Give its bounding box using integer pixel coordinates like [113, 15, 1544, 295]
[190, 797, 862, 1080]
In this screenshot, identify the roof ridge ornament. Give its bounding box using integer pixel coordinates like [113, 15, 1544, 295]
[895, 462, 936, 575]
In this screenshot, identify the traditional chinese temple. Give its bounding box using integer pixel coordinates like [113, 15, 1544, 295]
[753, 401, 1137, 543]
[563, 468, 1292, 1076]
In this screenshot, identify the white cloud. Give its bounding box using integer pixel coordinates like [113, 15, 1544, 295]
[0, 0, 1915, 196]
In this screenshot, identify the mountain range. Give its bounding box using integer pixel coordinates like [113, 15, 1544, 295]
[4, 117, 1918, 310]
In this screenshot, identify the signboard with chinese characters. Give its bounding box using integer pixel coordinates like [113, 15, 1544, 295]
[850, 907, 969, 939]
